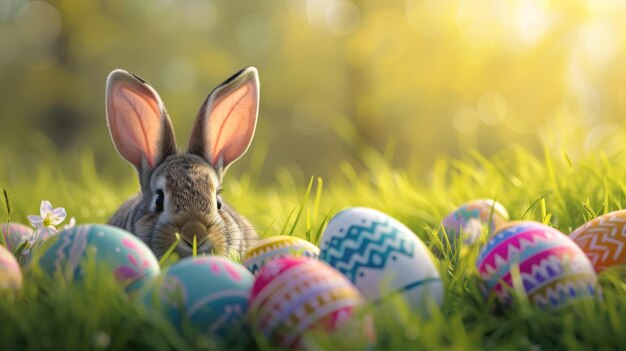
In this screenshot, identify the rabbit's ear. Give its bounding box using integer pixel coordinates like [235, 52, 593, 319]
[106, 69, 177, 174]
[188, 67, 259, 176]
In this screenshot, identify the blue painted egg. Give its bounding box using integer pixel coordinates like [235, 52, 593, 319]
[319, 207, 443, 314]
[441, 199, 509, 252]
[37, 224, 160, 293]
[143, 256, 254, 338]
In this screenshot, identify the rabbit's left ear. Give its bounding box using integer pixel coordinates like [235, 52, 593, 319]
[106, 69, 177, 175]
[188, 67, 259, 177]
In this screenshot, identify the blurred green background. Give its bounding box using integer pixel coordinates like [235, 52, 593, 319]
[2, 0, 626, 183]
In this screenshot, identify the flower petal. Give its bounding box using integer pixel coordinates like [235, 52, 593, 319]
[28, 215, 44, 225]
[40, 200, 53, 216]
[51, 207, 67, 224]
[34, 227, 59, 241]
[63, 217, 76, 231]
[32, 229, 41, 241]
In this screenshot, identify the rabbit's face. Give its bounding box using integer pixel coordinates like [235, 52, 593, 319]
[136, 154, 228, 258]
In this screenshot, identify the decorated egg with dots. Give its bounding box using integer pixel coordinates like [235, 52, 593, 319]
[37, 224, 160, 293]
[248, 257, 374, 349]
[0, 244, 22, 292]
[476, 221, 598, 308]
[441, 199, 509, 252]
[143, 256, 253, 338]
[569, 210, 626, 273]
[319, 207, 443, 314]
[1, 222, 33, 253]
[243, 235, 320, 275]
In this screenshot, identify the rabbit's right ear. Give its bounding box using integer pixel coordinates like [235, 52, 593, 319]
[106, 69, 177, 175]
[188, 67, 259, 177]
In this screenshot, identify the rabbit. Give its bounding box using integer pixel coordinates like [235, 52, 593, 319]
[105, 67, 260, 259]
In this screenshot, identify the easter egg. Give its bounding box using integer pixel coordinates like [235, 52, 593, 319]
[1, 223, 33, 253]
[248, 257, 373, 349]
[441, 199, 509, 251]
[37, 224, 160, 293]
[476, 221, 598, 308]
[0, 245, 22, 292]
[569, 210, 626, 272]
[243, 235, 320, 274]
[143, 256, 253, 338]
[319, 207, 443, 314]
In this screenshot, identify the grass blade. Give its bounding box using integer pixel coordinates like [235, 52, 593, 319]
[159, 233, 181, 267]
[192, 235, 197, 257]
[279, 207, 297, 236]
[288, 176, 314, 236]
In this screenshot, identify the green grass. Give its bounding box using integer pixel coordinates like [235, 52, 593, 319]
[2, 142, 626, 350]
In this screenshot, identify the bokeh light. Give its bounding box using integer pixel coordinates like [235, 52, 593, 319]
[2, 0, 626, 182]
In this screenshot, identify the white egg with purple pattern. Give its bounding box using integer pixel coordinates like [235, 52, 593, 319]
[319, 207, 443, 314]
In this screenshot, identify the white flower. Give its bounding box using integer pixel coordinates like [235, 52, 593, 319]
[27, 200, 67, 241]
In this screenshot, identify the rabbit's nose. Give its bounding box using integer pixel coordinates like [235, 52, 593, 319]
[179, 222, 210, 248]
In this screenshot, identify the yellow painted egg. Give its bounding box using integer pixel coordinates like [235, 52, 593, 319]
[243, 235, 319, 275]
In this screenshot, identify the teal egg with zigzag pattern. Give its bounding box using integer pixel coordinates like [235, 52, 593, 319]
[319, 207, 443, 314]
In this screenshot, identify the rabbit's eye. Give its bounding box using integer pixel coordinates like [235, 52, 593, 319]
[155, 190, 164, 212]
[216, 196, 222, 210]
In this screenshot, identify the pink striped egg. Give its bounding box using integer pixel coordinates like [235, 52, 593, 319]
[0, 245, 22, 292]
[476, 221, 598, 308]
[0, 222, 33, 253]
[248, 257, 374, 349]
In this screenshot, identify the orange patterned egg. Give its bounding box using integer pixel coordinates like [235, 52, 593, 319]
[569, 210, 626, 272]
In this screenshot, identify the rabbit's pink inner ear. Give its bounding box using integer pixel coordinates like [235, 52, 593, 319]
[107, 81, 163, 169]
[205, 79, 258, 168]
